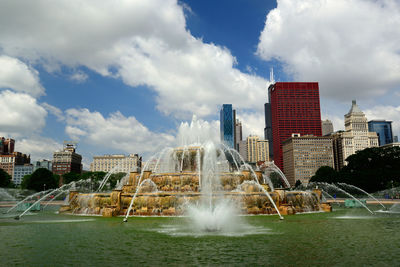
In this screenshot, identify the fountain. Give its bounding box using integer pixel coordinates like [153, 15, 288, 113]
[59, 117, 331, 222]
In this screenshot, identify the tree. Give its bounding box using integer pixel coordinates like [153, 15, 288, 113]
[62, 172, 81, 185]
[0, 168, 12, 187]
[309, 166, 339, 184]
[23, 168, 58, 192]
[270, 172, 285, 188]
[339, 146, 400, 192]
[295, 180, 302, 188]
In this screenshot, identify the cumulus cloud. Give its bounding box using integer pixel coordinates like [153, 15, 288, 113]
[41, 102, 65, 121]
[64, 108, 175, 155]
[16, 137, 62, 162]
[236, 111, 264, 139]
[0, 0, 269, 118]
[364, 105, 400, 137]
[0, 55, 45, 97]
[257, 0, 400, 101]
[69, 71, 88, 83]
[0, 90, 47, 136]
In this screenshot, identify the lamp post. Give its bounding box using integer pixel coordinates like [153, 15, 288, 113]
[44, 183, 46, 191]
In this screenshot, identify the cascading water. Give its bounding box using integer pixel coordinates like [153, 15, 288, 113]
[337, 182, 386, 210]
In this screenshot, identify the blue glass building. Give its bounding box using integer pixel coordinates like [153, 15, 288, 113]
[220, 104, 235, 148]
[368, 120, 393, 146]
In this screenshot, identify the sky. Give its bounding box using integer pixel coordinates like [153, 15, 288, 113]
[0, 0, 399, 169]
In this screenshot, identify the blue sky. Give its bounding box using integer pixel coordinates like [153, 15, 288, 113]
[0, 0, 399, 169]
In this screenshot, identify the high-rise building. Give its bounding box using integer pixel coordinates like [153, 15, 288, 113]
[52, 142, 82, 176]
[0, 137, 30, 180]
[332, 101, 379, 170]
[0, 152, 30, 179]
[246, 135, 269, 163]
[321, 119, 334, 136]
[34, 159, 52, 171]
[269, 82, 322, 171]
[234, 119, 242, 151]
[13, 164, 34, 185]
[90, 154, 141, 173]
[282, 134, 334, 186]
[394, 136, 399, 143]
[368, 120, 393, 146]
[238, 140, 248, 162]
[264, 102, 273, 159]
[220, 104, 235, 149]
[0, 137, 15, 154]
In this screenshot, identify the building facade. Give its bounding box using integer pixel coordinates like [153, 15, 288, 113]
[269, 82, 322, 171]
[52, 143, 82, 176]
[368, 120, 393, 146]
[0, 152, 30, 179]
[321, 119, 334, 136]
[13, 164, 34, 185]
[246, 136, 269, 163]
[90, 154, 141, 173]
[34, 159, 52, 171]
[282, 134, 334, 186]
[264, 102, 273, 159]
[220, 104, 235, 149]
[238, 140, 248, 162]
[332, 101, 379, 170]
[234, 119, 242, 151]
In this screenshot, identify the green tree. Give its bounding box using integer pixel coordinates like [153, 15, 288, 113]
[62, 172, 81, 185]
[339, 146, 400, 192]
[23, 168, 58, 192]
[0, 168, 12, 187]
[294, 180, 302, 188]
[309, 166, 339, 184]
[270, 172, 285, 188]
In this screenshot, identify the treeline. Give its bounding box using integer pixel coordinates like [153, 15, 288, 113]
[19, 169, 127, 192]
[310, 146, 400, 193]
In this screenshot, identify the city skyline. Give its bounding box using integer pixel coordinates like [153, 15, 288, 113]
[0, 0, 399, 168]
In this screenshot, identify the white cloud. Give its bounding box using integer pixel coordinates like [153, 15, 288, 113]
[69, 71, 88, 83]
[0, 55, 45, 97]
[0, 90, 47, 136]
[0, 0, 269, 119]
[41, 102, 65, 121]
[16, 137, 62, 162]
[236, 111, 264, 139]
[257, 0, 400, 101]
[64, 108, 175, 155]
[364, 105, 400, 137]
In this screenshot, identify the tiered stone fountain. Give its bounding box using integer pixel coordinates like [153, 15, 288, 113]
[60, 145, 331, 218]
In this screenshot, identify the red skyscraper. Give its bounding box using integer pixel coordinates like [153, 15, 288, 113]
[269, 82, 322, 171]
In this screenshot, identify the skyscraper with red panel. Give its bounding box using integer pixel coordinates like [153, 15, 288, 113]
[269, 82, 322, 172]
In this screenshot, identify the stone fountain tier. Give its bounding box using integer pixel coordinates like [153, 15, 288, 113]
[122, 170, 265, 193]
[59, 183, 330, 217]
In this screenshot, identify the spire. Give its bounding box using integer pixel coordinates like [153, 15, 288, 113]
[270, 67, 275, 83]
[346, 100, 364, 116]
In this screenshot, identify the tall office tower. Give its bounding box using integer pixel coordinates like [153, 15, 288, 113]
[234, 119, 242, 151]
[90, 154, 141, 173]
[321, 119, 334, 136]
[269, 82, 322, 171]
[282, 134, 334, 186]
[0, 137, 15, 154]
[220, 104, 235, 148]
[247, 135, 259, 163]
[256, 139, 269, 163]
[238, 140, 248, 162]
[246, 135, 269, 163]
[368, 120, 393, 146]
[332, 100, 379, 170]
[52, 142, 82, 176]
[264, 102, 273, 159]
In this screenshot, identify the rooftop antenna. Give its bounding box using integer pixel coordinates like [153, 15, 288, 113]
[270, 67, 275, 83]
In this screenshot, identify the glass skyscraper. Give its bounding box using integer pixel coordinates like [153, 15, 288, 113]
[368, 120, 393, 146]
[220, 104, 235, 148]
